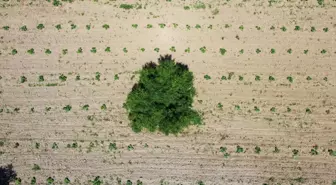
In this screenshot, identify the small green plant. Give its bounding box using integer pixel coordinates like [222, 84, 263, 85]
[126, 180, 132, 185]
[140, 48, 145, 52]
[185, 47, 190, 53]
[64, 177, 71, 184]
[102, 24, 110, 29]
[287, 76, 293, 83]
[114, 74, 119, 80]
[328, 149, 336, 156]
[77, 47, 83, 53]
[170, 46, 176, 52]
[186, 24, 191, 30]
[55, 24, 62, 30]
[128, 144, 134, 151]
[294, 26, 301, 31]
[255, 26, 261, 30]
[70, 23, 77, 29]
[224, 24, 231, 28]
[197, 180, 205, 185]
[255, 75, 261, 81]
[269, 76, 275, 81]
[292, 149, 299, 158]
[254, 146, 261, 154]
[184, 6, 190, 10]
[256, 48, 261, 54]
[239, 49, 244, 54]
[287, 48, 292, 54]
[82, 104, 89, 111]
[173, 23, 178, 28]
[254, 106, 260, 112]
[76, 75, 80, 81]
[159, 23, 166, 28]
[311, 26, 316, 32]
[204, 74, 211, 80]
[15, 178, 22, 185]
[270, 48, 276, 54]
[11, 49, 18, 55]
[310, 145, 318, 155]
[99, 104, 107, 111]
[52, 142, 58, 149]
[123, 47, 128, 53]
[287, 107, 292, 112]
[27, 48, 35, 54]
[31, 177, 37, 185]
[32, 164, 41, 171]
[146, 24, 153, 28]
[2, 26, 9, 30]
[45, 49, 52, 54]
[59, 74, 67, 82]
[120, 4, 133, 9]
[321, 49, 327, 54]
[63, 105, 72, 112]
[306, 108, 312, 114]
[109, 142, 117, 151]
[208, 25, 213, 29]
[270, 107, 276, 112]
[236, 145, 244, 153]
[105, 47, 111, 52]
[221, 76, 227, 80]
[270, 26, 275, 30]
[239, 25, 244, 31]
[323, 77, 328, 81]
[195, 24, 201, 29]
[52, 0, 61, 6]
[37, 24, 45, 30]
[332, 180, 336, 185]
[228, 72, 234, 80]
[47, 177, 55, 184]
[62, 49, 68, 55]
[217, 103, 223, 109]
[280, 26, 287, 32]
[323, 27, 328, 32]
[35, 142, 40, 149]
[95, 72, 101, 81]
[132, 24, 138, 28]
[304, 49, 309, 54]
[199, 46, 206, 53]
[20, 25, 28, 31]
[317, 0, 324, 6]
[136, 180, 143, 185]
[86, 24, 91, 30]
[239, 76, 243, 81]
[273, 146, 280, 153]
[306, 76, 312, 80]
[20, 76, 27, 83]
[154, 48, 160, 52]
[219, 48, 227, 55]
[91, 47, 97, 53]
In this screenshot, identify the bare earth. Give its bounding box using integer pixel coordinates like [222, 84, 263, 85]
[0, 0, 336, 184]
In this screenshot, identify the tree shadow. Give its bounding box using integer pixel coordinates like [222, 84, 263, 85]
[0, 164, 17, 185]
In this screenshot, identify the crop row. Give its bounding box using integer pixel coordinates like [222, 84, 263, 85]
[1, 24, 330, 32]
[3, 47, 330, 55]
[10, 73, 329, 84]
[0, 103, 330, 115]
[1, 140, 335, 157]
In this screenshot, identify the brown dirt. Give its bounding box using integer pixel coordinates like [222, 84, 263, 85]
[0, 0, 335, 184]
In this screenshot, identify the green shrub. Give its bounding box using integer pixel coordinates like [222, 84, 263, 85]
[124, 54, 202, 135]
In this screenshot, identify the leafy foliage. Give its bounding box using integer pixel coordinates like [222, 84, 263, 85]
[124, 54, 202, 135]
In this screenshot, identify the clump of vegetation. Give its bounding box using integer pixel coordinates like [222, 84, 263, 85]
[321, 49, 327, 54]
[199, 46, 206, 53]
[306, 76, 312, 81]
[62, 49, 68, 55]
[310, 145, 318, 155]
[294, 26, 301, 31]
[287, 48, 292, 54]
[45, 49, 52, 54]
[32, 164, 41, 171]
[114, 74, 119, 80]
[287, 76, 293, 83]
[185, 47, 190, 53]
[59, 74, 67, 82]
[239, 25, 244, 31]
[280, 26, 287, 32]
[256, 48, 261, 54]
[124, 55, 202, 135]
[204, 74, 211, 80]
[219, 48, 227, 55]
[146, 24, 153, 28]
[55, 24, 62, 30]
[20, 25, 28, 31]
[269, 76, 275, 81]
[255, 75, 261, 81]
[86, 24, 91, 30]
[123, 48, 128, 53]
[27, 48, 35, 55]
[195, 24, 201, 29]
[102, 24, 110, 29]
[154, 48, 160, 52]
[270, 48, 276, 54]
[170, 46, 176, 52]
[20, 76, 27, 83]
[239, 49, 244, 54]
[77, 47, 83, 54]
[31, 177, 37, 185]
[2, 26, 9, 30]
[47, 177, 54, 184]
[64, 177, 71, 184]
[323, 27, 328, 32]
[236, 145, 244, 153]
[255, 146, 261, 154]
[105, 47, 111, 52]
[11, 49, 18, 55]
[70, 23, 77, 29]
[311, 26, 316, 32]
[304, 49, 309, 54]
[63, 105, 72, 112]
[91, 47, 97, 53]
[159, 23, 166, 28]
[82, 104, 89, 111]
[292, 149, 299, 158]
[37, 24, 45, 30]
[120, 4, 133, 9]
[101, 104, 107, 110]
[127, 144, 134, 151]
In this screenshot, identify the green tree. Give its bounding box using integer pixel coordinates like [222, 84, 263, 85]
[124, 54, 202, 135]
